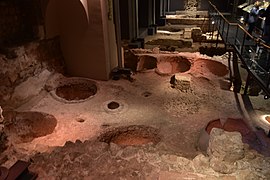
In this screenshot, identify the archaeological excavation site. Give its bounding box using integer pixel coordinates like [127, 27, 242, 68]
[0, 0, 270, 179]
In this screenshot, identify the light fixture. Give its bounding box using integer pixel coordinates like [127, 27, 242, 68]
[240, 16, 244, 22]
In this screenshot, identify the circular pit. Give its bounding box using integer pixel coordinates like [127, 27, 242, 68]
[51, 77, 97, 103]
[4, 111, 57, 143]
[98, 125, 161, 146]
[156, 56, 191, 75]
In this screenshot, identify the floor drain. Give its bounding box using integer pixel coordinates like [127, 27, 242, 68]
[98, 125, 161, 146]
[142, 91, 152, 97]
[107, 101, 120, 110]
[76, 118, 85, 123]
[103, 100, 126, 113]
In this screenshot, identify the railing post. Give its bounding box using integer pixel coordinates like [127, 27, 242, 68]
[222, 18, 225, 37]
[228, 51, 232, 83]
[217, 15, 221, 34]
[226, 23, 230, 43]
[209, 0, 270, 95]
[266, 49, 270, 87]
[240, 27, 246, 55]
[244, 73, 251, 95]
[232, 51, 242, 93]
[215, 12, 222, 47]
[267, 72, 270, 88]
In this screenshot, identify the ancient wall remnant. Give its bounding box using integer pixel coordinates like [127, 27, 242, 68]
[0, 37, 64, 106]
[185, 0, 198, 11]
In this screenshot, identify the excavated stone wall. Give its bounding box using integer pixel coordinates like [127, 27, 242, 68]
[0, 37, 64, 106]
[185, 0, 198, 12]
[28, 128, 270, 179]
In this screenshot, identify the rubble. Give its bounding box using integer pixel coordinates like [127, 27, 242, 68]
[28, 128, 270, 179]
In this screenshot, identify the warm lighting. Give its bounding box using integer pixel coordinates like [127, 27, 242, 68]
[260, 114, 270, 124]
[240, 17, 244, 22]
[80, 0, 89, 21]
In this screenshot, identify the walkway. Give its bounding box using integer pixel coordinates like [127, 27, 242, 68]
[209, 1, 270, 98]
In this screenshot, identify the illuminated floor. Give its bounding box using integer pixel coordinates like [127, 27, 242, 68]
[1, 51, 270, 179]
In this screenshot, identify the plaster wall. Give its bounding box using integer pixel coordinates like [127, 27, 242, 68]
[45, 0, 118, 80]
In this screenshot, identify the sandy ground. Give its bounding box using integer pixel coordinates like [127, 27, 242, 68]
[2, 51, 269, 170]
[0, 51, 270, 180]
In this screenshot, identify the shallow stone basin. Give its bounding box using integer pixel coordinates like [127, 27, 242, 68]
[4, 111, 57, 143]
[193, 59, 229, 77]
[156, 56, 191, 75]
[98, 125, 161, 146]
[49, 77, 97, 103]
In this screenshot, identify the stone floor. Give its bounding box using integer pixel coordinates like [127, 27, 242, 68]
[0, 49, 270, 179]
[1, 22, 270, 178]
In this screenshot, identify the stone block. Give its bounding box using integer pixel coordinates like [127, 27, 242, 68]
[184, 28, 192, 39]
[207, 128, 245, 163]
[173, 74, 191, 91]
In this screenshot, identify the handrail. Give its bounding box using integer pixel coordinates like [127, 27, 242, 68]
[209, 1, 270, 49]
[209, 2, 237, 25]
[209, 1, 270, 97]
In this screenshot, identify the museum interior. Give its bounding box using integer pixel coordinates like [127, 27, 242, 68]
[0, 0, 270, 179]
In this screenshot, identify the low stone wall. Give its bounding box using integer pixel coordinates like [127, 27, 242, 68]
[0, 37, 64, 106]
[166, 17, 209, 33]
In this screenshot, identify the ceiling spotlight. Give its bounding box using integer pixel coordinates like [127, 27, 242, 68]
[211, 21, 215, 24]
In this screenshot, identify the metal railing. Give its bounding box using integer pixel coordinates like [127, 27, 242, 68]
[209, 1, 270, 97]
